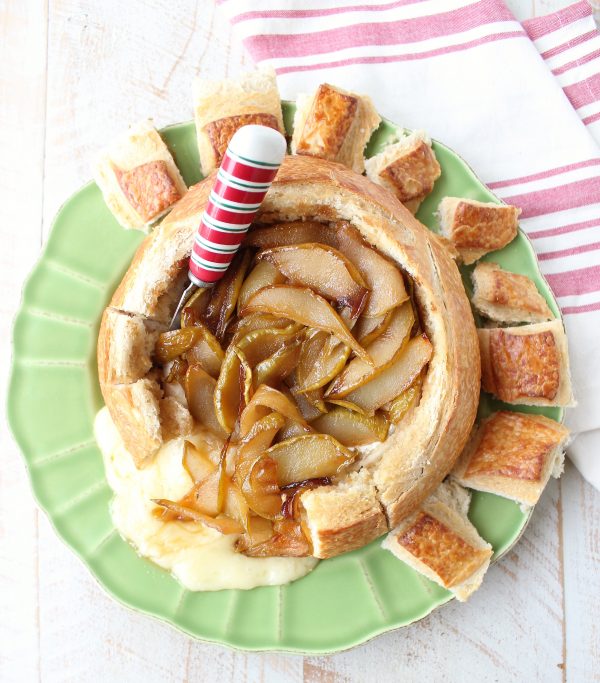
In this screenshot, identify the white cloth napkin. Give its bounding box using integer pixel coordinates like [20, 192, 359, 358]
[218, 0, 600, 490]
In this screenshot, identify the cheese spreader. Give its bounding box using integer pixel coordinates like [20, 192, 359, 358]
[169, 125, 287, 330]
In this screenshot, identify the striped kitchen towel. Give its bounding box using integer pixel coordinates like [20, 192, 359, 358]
[218, 0, 600, 489]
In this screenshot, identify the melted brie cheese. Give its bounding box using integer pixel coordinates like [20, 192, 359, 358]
[94, 408, 318, 591]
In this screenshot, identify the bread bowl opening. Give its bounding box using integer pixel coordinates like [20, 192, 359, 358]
[149, 216, 433, 557]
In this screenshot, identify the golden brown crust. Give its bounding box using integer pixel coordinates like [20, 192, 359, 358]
[204, 113, 280, 167]
[452, 411, 569, 506]
[295, 84, 358, 160]
[291, 84, 380, 173]
[490, 329, 559, 401]
[395, 511, 490, 587]
[439, 198, 519, 264]
[466, 412, 559, 480]
[472, 262, 553, 323]
[114, 160, 181, 223]
[380, 141, 441, 211]
[99, 154, 480, 554]
[478, 320, 573, 406]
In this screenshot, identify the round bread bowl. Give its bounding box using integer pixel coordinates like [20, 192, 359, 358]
[98, 153, 480, 558]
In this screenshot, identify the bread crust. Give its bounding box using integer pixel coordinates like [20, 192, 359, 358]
[438, 197, 519, 264]
[97, 308, 165, 385]
[472, 261, 553, 323]
[452, 411, 569, 506]
[98, 154, 480, 556]
[94, 120, 187, 231]
[479, 320, 574, 406]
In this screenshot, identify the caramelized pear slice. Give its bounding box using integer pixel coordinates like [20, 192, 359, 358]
[355, 309, 394, 346]
[155, 327, 202, 364]
[239, 384, 306, 438]
[342, 334, 432, 415]
[325, 398, 370, 416]
[205, 250, 252, 339]
[297, 331, 351, 393]
[214, 347, 253, 433]
[287, 373, 327, 419]
[186, 322, 224, 378]
[333, 222, 408, 318]
[237, 518, 310, 557]
[277, 417, 314, 441]
[165, 357, 188, 384]
[235, 412, 286, 482]
[326, 302, 414, 399]
[339, 306, 358, 331]
[234, 413, 285, 518]
[254, 339, 302, 388]
[300, 388, 328, 415]
[312, 407, 389, 446]
[227, 313, 295, 343]
[384, 374, 423, 424]
[185, 364, 228, 437]
[266, 434, 355, 486]
[182, 440, 217, 482]
[224, 484, 251, 530]
[246, 221, 408, 318]
[236, 514, 275, 550]
[242, 285, 371, 363]
[238, 260, 285, 313]
[235, 323, 303, 367]
[259, 244, 369, 317]
[152, 499, 243, 534]
[181, 287, 211, 328]
[241, 456, 281, 519]
[246, 221, 327, 249]
[191, 469, 222, 516]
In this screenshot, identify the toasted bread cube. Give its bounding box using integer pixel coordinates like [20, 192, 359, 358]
[478, 320, 574, 406]
[383, 481, 492, 601]
[453, 411, 569, 506]
[291, 83, 380, 173]
[365, 131, 441, 213]
[94, 120, 187, 230]
[193, 67, 285, 176]
[438, 197, 519, 264]
[472, 262, 553, 324]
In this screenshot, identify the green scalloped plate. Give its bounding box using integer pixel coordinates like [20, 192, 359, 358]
[8, 102, 562, 653]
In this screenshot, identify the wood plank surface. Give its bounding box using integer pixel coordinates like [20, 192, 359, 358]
[1, 1, 599, 681]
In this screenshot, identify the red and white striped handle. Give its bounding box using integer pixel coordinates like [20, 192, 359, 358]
[189, 125, 287, 285]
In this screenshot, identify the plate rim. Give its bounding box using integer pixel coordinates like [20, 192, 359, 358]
[7, 112, 562, 654]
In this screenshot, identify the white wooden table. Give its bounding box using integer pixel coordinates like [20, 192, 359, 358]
[1, 1, 599, 681]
